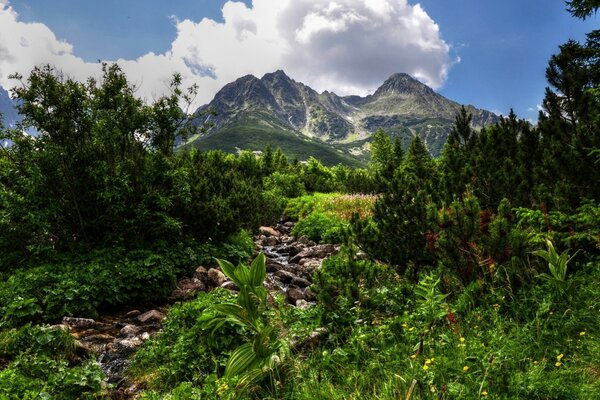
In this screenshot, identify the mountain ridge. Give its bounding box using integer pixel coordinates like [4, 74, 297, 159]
[186, 70, 499, 161]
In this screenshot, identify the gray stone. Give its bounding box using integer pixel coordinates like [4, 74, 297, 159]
[275, 269, 297, 283]
[120, 324, 141, 337]
[291, 276, 311, 288]
[295, 299, 311, 309]
[286, 287, 305, 304]
[266, 258, 283, 272]
[208, 268, 227, 287]
[125, 310, 141, 318]
[193, 266, 208, 282]
[263, 236, 280, 246]
[259, 226, 279, 237]
[62, 317, 96, 329]
[221, 281, 240, 291]
[136, 309, 165, 323]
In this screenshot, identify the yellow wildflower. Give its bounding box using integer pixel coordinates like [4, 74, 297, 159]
[463, 365, 470, 372]
[423, 364, 429, 371]
[409, 327, 415, 332]
[555, 361, 562, 367]
[425, 359, 432, 365]
[410, 354, 417, 359]
[580, 331, 586, 336]
[557, 353, 564, 361]
[402, 323, 408, 328]
[459, 337, 466, 343]
[481, 391, 488, 397]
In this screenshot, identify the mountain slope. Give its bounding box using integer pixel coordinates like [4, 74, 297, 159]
[0, 87, 19, 129]
[185, 71, 499, 161]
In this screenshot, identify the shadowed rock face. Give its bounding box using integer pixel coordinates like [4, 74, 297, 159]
[189, 70, 499, 157]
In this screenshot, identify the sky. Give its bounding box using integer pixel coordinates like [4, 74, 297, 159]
[0, 0, 598, 121]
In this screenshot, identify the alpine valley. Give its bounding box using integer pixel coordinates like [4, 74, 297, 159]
[182, 70, 499, 165]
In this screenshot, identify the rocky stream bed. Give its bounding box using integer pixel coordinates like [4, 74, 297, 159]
[58, 221, 338, 398]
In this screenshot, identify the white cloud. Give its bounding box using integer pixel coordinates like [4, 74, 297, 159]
[0, 0, 453, 108]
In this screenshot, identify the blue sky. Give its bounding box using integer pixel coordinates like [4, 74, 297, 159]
[2, 0, 598, 120]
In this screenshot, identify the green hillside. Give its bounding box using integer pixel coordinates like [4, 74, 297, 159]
[182, 112, 365, 167]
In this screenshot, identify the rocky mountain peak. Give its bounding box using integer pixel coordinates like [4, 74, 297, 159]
[374, 72, 435, 97]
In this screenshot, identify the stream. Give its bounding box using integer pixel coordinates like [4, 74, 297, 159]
[60, 221, 338, 398]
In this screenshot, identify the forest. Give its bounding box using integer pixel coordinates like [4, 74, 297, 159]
[0, 3, 599, 399]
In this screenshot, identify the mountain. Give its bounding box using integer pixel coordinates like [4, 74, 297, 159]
[0, 87, 19, 129]
[183, 71, 499, 165]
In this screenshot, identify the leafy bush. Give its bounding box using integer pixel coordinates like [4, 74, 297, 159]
[292, 212, 346, 243]
[263, 172, 306, 199]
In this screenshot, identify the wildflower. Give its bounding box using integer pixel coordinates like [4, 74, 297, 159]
[555, 361, 562, 367]
[425, 359, 432, 365]
[410, 354, 417, 359]
[409, 327, 415, 332]
[402, 323, 408, 328]
[533, 360, 538, 365]
[580, 331, 586, 336]
[217, 382, 229, 396]
[481, 391, 488, 396]
[459, 337, 466, 343]
[556, 353, 564, 361]
[422, 364, 429, 371]
[463, 365, 470, 372]
[430, 385, 437, 393]
[493, 303, 501, 309]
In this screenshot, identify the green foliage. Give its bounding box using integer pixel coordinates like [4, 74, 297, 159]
[209, 254, 285, 389]
[0, 248, 183, 327]
[0, 323, 103, 399]
[292, 212, 346, 243]
[263, 172, 306, 199]
[311, 249, 405, 334]
[532, 239, 578, 292]
[129, 289, 244, 393]
[287, 193, 376, 244]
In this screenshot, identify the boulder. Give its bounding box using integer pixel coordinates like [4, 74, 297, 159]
[193, 266, 208, 282]
[125, 310, 142, 318]
[295, 299, 311, 309]
[266, 258, 283, 272]
[136, 309, 165, 324]
[259, 226, 279, 237]
[221, 281, 240, 291]
[263, 235, 280, 246]
[291, 276, 311, 288]
[120, 324, 141, 337]
[207, 268, 227, 287]
[286, 287, 305, 304]
[62, 317, 97, 329]
[304, 287, 317, 301]
[275, 269, 297, 283]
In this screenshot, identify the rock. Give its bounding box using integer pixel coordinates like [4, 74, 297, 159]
[284, 221, 295, 228]
[286, 243, 305, 256]
[275, 269, 297, 283]
[286, 287, 305, 304]
[221, 281, 239, 291]
[120, 324, 141, 337]
[298, 236, 310, 244]
[266, 258, 283, 272]
[295, 299, 311, 309]
[193, 266, 208, 282]
[117, 337, 144, 349]
[125, 310, 142, 318]
[208, 268, 227, 287]
[62, 317, 97, 329]
[302, 259, 322, 274]
[307, 240, 317, 247]
[180, 277, 206, 292]
[356, 251, 368, 260]
[141, 332, 150, 341]
[136, 310, 165, 324]
[290, 244, 335, 263]
[49, 324, 69, 332]
[259, 226, 279, 237]
[291, 276, 311, 288]
[263, 235, 280, 246]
